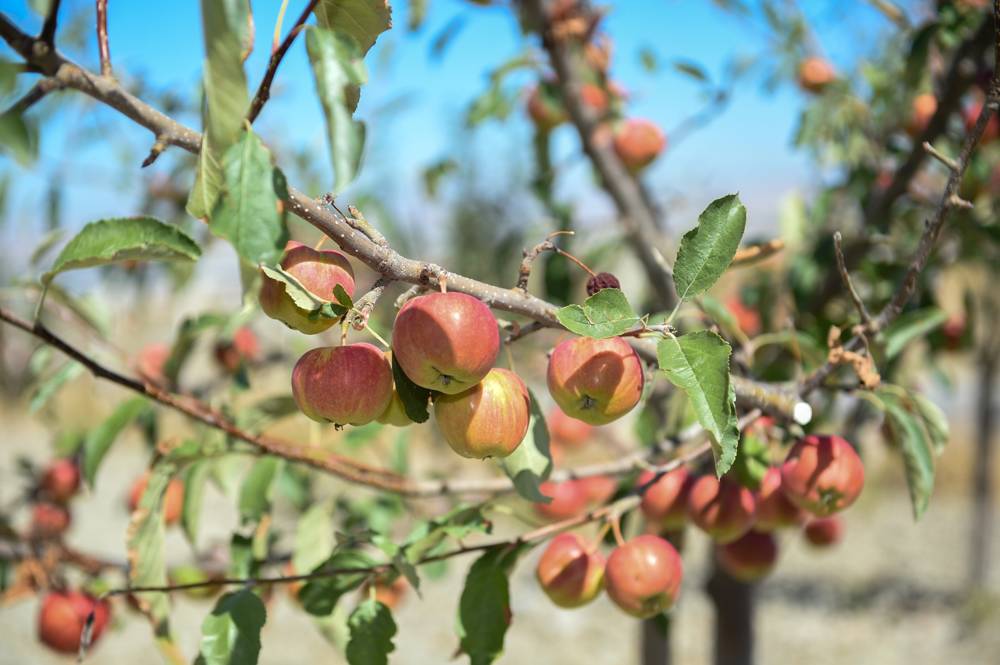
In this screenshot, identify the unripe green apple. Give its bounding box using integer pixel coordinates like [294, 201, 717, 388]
[546, 336, 644, 426]
[687, 476, 757, 544]
[754, 467, 807, 531]
[128, 472, 185, 525]
[803, 515, 844, 548]
[259, 240, 356, 334]
[716, 530, 778, 582]
[433, 368, 530, 458]
[292, 343, 393, 426]
[40, 458, 81, 504]
[638, 467, 691, 533]
[780, 434, 864, 517]
[392, 292, 500, 394]
[31, 502, 71, 538]
[605, 534, 683, 618]
[534, 480, 589, 520]
[612, 118, 666, 172]
[37, 591, 110, 654]
[535, 532, 605, 608]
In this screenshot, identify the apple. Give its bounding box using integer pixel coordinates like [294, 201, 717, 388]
[547, 407, 593, 448]
[392, 292, 500, 395]
[964, 99, 1000, 143]
[535, 532, 605, 608]
[534, 480, 589, 520]
[726, 296, 761, 337]
[687, 476, 757, 544]
[612, 118, 666, 172]
[377, 354, 414, 427]
[638, 467, 691, 532]
[941, 313, 966, 350]
[291, 343, 394, 426]
[527, 82, 568, 130]
[716, 530, 778, 582]
[434, 368, 530, 458]
[578, 475, 618, 506]
[136, 342, 170, 386]
[128, 472, 185, 525]
[605, 535, 683, 618]
[797, 56, 835, 93]
[31, 502, 71, 538]
[906, 93, 937, 137]
[40, 458, 81, 503]
[803, 516, 843, 548]
[780, 434, 864, 516]
[259, 240, 356, 335]
[361, 576, 409, 610]
[754, 467, 807, 531]
[38, 591, 111, 654]
[546, 336, 644, 426]
[213, 326, 260, 373]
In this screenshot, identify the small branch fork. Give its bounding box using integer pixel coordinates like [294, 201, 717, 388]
[515, 230, 589, 291]
[96, 0, 111, 77]
[245, 0, 319, 124]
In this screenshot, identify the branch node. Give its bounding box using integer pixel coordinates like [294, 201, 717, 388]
[922, 141, 959, 172]
[141, 136, 169, 168]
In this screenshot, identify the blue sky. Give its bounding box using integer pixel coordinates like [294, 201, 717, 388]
[0, 0, 908, 251]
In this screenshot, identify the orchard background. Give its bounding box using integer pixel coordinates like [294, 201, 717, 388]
[0, 0, 999, 664]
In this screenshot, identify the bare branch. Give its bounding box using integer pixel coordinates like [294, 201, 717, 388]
[833, 231, 872, 325]
[39, 0, 62, 46]
[96, 0, 111, 77]
[4, 77, 63, 114]
[246, 0, 319, 124]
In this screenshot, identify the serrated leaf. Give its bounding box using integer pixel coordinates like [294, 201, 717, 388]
[29, 361, 83, 413]
[657, 331, 738, 475]
[43, 217, 200, 284]
[456, 545, 525, 665]
[210, 128, 289, 266]
[501, 388, 552, 502]
[556, 288, 639, 339]
[83, 398, 152, 487]
[674, 194, 747, 301]
[238, 457, 284, 523]
[306, 26, 368, 193]
[299, 551, 376, 616]
[181, 460, 211, 547]
[346, 599, 396, 665]
[198, 589, 266, 665]
[391, 354, 431, 423]
[877, 389, 935, 520]
[126, 464, 174, 636]
[910, 392, 949, 455]
[314, 0, 392, 56]
[294, 501, 336, 576]
[880, 307, 947, 360]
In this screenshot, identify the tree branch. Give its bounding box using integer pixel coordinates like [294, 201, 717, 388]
[246, 0, 319, 124]
[96, 0, 111, 77]
[39, 0, 61, 46]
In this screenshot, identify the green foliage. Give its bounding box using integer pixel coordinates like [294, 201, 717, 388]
[456, 545, 525, 665]
[501, 388, 553, 502]
[197, 590, 267, 665]
[556, 288, 640, 338]
[346, 600, 397, 665]
[657, 331, 739, 475]
[126, 463, 176, 639]
[299, 550, 376, 616]
[259, 265, 349, 319]
[238, 457, 284, 523]
[294, 500, 337, 576]
[390, 354, 432, 423]
[673, 194, 747, 301]
[29, 361, 83, 413]
[0, 109, 37, 166]
[314, 0, 393, 56]
[43, 217, 201, 284]
[181, 460, 212, 547]
[881, 307, 948, 360]
[82, 398, 153, 487]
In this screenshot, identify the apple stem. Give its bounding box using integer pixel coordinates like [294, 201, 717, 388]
[364, 323, 390, 351]
[554, 248, 597, 277]
[313, 235, 328, 251]
[610, 513, 626, 547]
[438, 274, 448, 293]
[589, 520, 614, 553]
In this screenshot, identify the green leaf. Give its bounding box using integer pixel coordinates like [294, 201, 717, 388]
[181, 460, 212, 547]
[293, 501, 336, 575]
[876, 389, 936, 520]
[910, 392, 949, 455]
[673, 194, 747, 301]
[501, 388, 552, 502]
[258, 264, 348, 319]
[672, 59, 708, 81]
[0, 110, 37, 166]
[43, 217, 201, 284]
[880, 307, 947, 360]
[198, 590, 267, 665]
[657, 331, 738, 475]
[314, 0, 392, 56]
[402, 505, 491, 564]
[456, 546, 525, 665]
[346, 600, 397, 665]
[306, 26, 368, 193]
[299, 551, 376, 616]
[391, 354, 431, 423]
[126, 463, 174, 634]
[238, 457, 284, 523]
[82, 398, 152, 487]
[555, 288, 640, 339]
[188, 0, 250, 219]
[210, 128, 289, 266]
[29, 361, 83, 413]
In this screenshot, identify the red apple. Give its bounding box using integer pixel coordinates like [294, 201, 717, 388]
[638, 467, 691, 533]
[780, 434, 864, 516]
[754, 467, 807, 531]
[578, 475, 618, 506]
[434, 368, 530, 458]
[40, 458, 81, 503]
[136, 342, 170, 386]
[38, 591, 111, 654]
[128, 472, 185, 525]
[906, 93, 937, 137]
[612, 118, 666, 172]
[534, 480, 588, 520]
[726, 296, 761, 337]
[716, 530, 778, 582]
[360, 576, 409, 610]
[392, 292, 500, 395]
[527, 82, 567, 131]
[687, 476, 757, 544]
[535, 532, 605, 608]
[605, 535, 683, 618]
[797, 56, 835, 93]
[803, 516, 843, 548]
[965, 99, 1000, 144]
[259, 240, 356, 334]
[31, 502, 71, 538]
[213, 326, 260, 373]
[291, 343, 394, 426]
[547, 407, 594, 448]
[942, 314, 966, 350]
[546, 336, 644, 426]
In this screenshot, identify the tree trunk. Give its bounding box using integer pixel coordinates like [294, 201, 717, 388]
[706, 553, 755, 665]
[968, 348, 997, 588]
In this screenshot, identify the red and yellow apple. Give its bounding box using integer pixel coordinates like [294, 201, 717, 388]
[534, 480, 589, 520]
[135, 342, 170, 386]
[797, 56, 836, 93]
[612, 118, 666, 172]
[128, 472, 185, 525]
[638, 467, 691, 533]
[716, 530, 779, 582]
[906, 93, 937, 137]
[578, 475, 618, 506]
[803, 516, 844, 548]
[754, 467, 807, 531]
[535, 532, 605, 608]
[687, 476, 757, 544]
[259, 240, 356, 334]
[780, 434, 864, 516]
[547, 336, 644, 426]
[213, 326, 260, 373]
[605, 535, 683, 618]
[40, 458, 81, 504]
[434, 368, 530, 458]
[547, 407, 593, 448]
[38, 591, 111, 654]
[31, 502, 71, 538]
[291, 343, 393, 426]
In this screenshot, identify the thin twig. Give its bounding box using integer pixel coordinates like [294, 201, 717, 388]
[515, 231, 574, 291]
[246, 0, 319, 124]
[39, 0, 62, 46]
[96, 0, 111, 77]
[349, 277, 393, 330]
[4, 78, 63, 114]
[865, 0, 910, 29]
[922, 141, 959, 173]
[833, 232, 872, 325]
